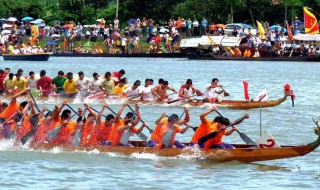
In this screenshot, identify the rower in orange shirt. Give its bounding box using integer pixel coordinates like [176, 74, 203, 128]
[149, 107, 191, 148]
[0, 88, 30, 120]
[50, 106, 77, 144]
[79, 104, 98, 146]
[190, 107, 248, 149]
[91, 102, 115, 145]
[110, 101, 145, 146]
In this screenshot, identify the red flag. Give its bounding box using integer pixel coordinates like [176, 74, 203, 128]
[243, 81, 249, 101]
[304, 7, 319, 34]
[286, 21, 293, 41]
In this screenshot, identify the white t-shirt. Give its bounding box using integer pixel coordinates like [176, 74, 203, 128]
[141, 85, 155, 101]
[76, 77, 91, 91]
[89, 78, 102, 92]
[27, 77, 38, 90]
[203, 86, 218, 99]
[124, 86, 141, 97]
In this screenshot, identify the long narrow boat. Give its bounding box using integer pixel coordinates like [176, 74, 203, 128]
[2, 53, 52, 61]
[51, 52, 185, 58]
[31, 128, 320, 163]
[0, 90, 293, 109]
[187, 53, 320, 62]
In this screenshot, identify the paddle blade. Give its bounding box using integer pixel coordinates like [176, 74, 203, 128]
[20, 128, 37, 145]
[72, 128, 82, 146]
[238, 131, 257, 145]
[146, 127, 154, 134]
[45, 127, 62, 142]
[162, 129, 174, 147]
[223, 92, 230, 97]
[120, 129, 132, 145]
[191, 127, 198, 132]
[136, 132, 148, 141]
[198, 131, 218, 145]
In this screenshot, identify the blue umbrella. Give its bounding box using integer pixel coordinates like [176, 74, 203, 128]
[22, 16, 34, 21]
[37, 23, 46, 27]
[35, 19, 45, 24]
[269, 25, 287, 33]
[54, 20, 61, 23]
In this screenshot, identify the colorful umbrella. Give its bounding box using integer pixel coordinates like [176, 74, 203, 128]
[22, 16, 34, 21]
[215, 24, 226, 29]
[34, 19, 45, 23]
[6, 17, 17, 22]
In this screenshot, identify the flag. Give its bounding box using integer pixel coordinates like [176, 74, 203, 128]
[255, 132, 281, 148]
[286, 21, 293, 41]
[256, 21, 266, 39]
[243, 81, 249, 101]
[255, 89, 268, 101]
[304, 7, 319, 34]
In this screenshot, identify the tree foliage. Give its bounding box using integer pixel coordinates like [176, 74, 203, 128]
[0, 0, 319, 26]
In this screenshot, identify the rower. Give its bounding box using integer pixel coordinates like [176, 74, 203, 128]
[152, 80, 177, 100]
[76, 71, 91, 97]
[112, 69, 125, 86]
[203, 78, 226, 102]
[50, 105, 77, 144]
[0, 69, 7, 95]
[123, 80, 143, 99]
[12, 73, 27, 93]
[141, 78, 155, 101]
[37, 70, 52, 96]
[109, 102, 145, 146]
[94, 103, 115, 145]
[148, 107, 191, 148]
[178, 79, 203, 99]
[3, 73, 15, 94]
[26, 71, 39, 96]
[63, 72, 78, 98]
[99, 72, 115, 96]
[190, 107, 248, 149]
[113, 78, 126, 95]
[51, 71, 67, 94]
[89, 72, 102, 93]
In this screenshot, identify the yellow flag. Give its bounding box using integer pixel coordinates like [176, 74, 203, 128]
[256, 21, 266, 39]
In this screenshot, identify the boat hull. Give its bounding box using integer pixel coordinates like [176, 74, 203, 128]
[188, 53, 320, 62]
[0, 94, 288, 109]
[3, 53, 51, 61]
[31, 137, 320, 163]
[51, 53, 185, 58]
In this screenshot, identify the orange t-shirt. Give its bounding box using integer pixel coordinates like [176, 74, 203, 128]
[176, 20, 181, 28]
[32, 118, 56, 144]
[157, 120, 182, 147]
[110, 119, 138, 146]
[91, 121, 113, 145]
[150, 118, 167, 143]
[204, 129, 225, 150]
[191, 118, 218, 144]
[16, 116, 31, 140]
[0, 101, 19, 120]
[51, 121, 77, 144]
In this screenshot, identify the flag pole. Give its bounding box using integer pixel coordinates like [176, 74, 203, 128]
[116, 0, 119, 19]
[259, 101, 262, 137]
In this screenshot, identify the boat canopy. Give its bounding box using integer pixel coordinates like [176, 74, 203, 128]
[180, 36, 243, 48]
[293, 34, 320, 41]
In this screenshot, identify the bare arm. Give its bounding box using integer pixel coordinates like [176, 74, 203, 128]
[200, 106, 216, 123]
[179, 123, 191, 134]
[84, 103, 97, 117]
[132, 104, 141, 127]
[116, 101, 127, 123]
[230, 114, 249, 126]
[155, 113, 166, 125]
[96, 103, 107, 126]
[178, 107, 190, 125]
[152, 86, 161, 99]
[11, 88, 29, 104]
[167, 86, 177, 93]
[135, 123, 147, 134]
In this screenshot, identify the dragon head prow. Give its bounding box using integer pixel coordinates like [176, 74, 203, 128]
[312, 117, 320, 136]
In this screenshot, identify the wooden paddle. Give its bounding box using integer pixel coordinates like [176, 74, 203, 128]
[221, 87, 230, 97]
[45, 113, 77, 142]
[166, 94, 197, 104]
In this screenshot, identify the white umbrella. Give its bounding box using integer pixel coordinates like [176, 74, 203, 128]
[2, 24, 13, 28]
[6, 17, 17, 22]
[96, 19, 102, 22]
[34, 19, 45, 23]
[51, 34, 61, 37]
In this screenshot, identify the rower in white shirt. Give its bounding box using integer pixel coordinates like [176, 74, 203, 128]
[76, 71, 91, 96]
[124, 80, 143, 100]
[203, 78, 226, 103]
[141, 78, 155, 101]
[89, 72, 103, 92]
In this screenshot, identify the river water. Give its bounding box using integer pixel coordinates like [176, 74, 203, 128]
[0, 57, 319, 189]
